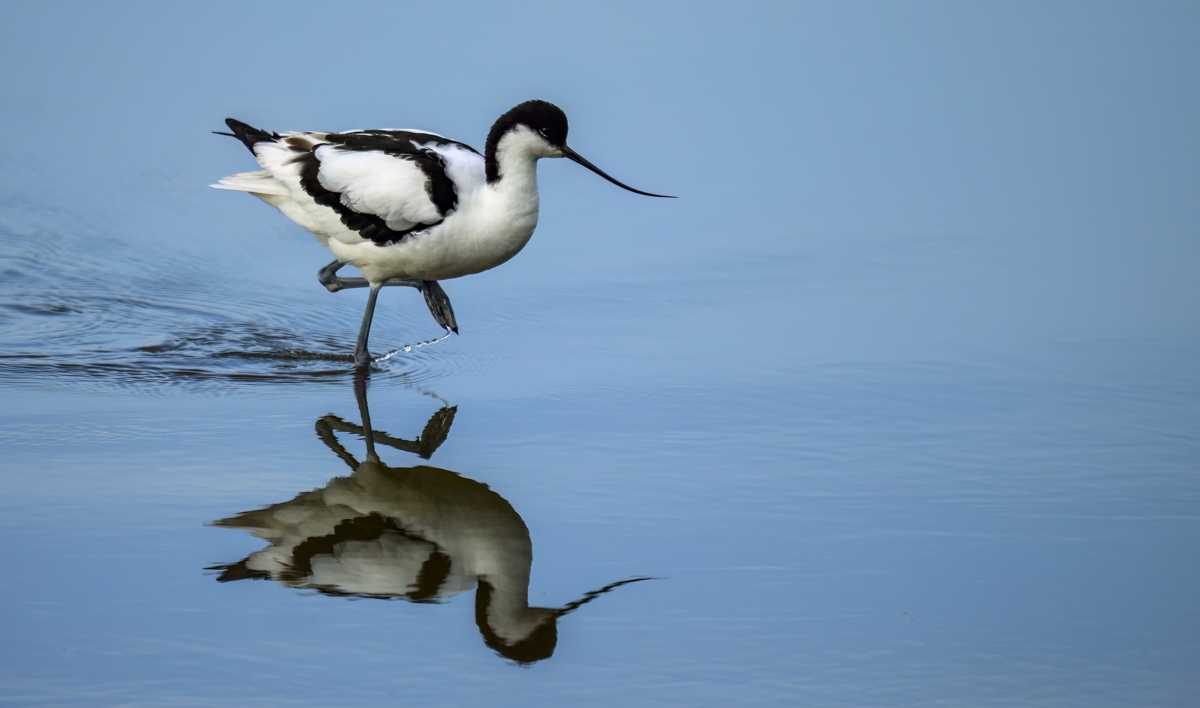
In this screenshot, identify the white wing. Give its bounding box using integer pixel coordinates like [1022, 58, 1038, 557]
[222, 127, 483, 245]
[314, 145, 442, 232]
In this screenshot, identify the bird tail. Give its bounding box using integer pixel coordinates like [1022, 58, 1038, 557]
[210, 171, 288, 196]
[214, 118, 280, 154]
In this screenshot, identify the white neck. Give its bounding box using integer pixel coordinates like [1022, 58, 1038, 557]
[486, 126, 560, 217]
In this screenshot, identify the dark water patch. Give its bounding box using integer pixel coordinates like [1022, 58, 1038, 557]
[1, 302, 82, 316]
[0, 214, 491, 394]
[1, 359, 350, 391]
[0, 315, 477, 394]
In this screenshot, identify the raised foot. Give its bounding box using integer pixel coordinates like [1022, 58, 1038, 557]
[420, 281, 459, 334]
[318, 260, 350, 292]
[318, 260, 421, 293]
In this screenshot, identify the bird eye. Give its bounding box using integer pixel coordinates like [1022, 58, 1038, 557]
[539, 128, 549, 137]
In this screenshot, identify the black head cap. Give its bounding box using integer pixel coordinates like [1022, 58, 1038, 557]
[485, 100, 568, 182]
[499, 100, 567, 145]
[484, 100, 675, 197]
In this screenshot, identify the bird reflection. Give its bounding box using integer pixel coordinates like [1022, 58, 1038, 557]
[208, 378, 649, 664]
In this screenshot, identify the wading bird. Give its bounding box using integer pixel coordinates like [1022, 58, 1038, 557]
[213, 100, 672, 368]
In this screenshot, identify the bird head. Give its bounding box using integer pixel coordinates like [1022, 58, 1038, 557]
[486, 100, 675, 197]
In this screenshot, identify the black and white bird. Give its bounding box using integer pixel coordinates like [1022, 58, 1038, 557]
[213, 100, 673, 368]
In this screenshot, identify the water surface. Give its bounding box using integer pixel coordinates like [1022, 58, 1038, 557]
[2, 2, 1199, 706]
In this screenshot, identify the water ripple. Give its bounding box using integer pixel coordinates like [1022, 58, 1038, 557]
[0, 217, 489, 393]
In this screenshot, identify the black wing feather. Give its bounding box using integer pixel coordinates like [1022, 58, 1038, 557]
[218, 121, 477, 247]
[301, 130, 478, 246]
[294, 151, 419, 245]
[324, 130, 476, 218]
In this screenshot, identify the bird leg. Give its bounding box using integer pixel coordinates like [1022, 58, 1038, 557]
[353, 284, 382, 369]
[321, 260, 459, 334]
[323, 262, 458, 366]
[318, 260, 421, 292]
[317, 259, 355, 291]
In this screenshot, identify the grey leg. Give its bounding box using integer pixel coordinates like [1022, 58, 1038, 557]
[353, 284, 382, 369]
[318, 260, 357, 292]
[318, 260, 421, 293]
[321, 262, 460, 358]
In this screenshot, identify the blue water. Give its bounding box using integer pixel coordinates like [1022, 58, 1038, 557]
[2, 2, 1199, 706]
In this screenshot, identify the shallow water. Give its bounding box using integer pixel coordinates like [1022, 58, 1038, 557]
[3, 3, 1200, 706]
